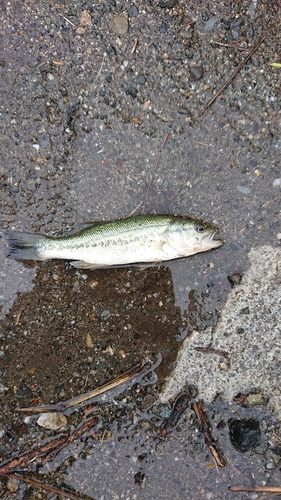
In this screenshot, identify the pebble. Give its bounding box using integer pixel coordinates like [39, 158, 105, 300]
[32, 144, 40, 150]
[101, 310, 110, 320]
[112, 14, 129, 35]
[244, 392, 266, 406]
[273, 178, 281, 186]
[7, 478, 20, 492]
[137, 74, 146, 85]
[47, 73, 54, 81]
[205, 14, 220, 31]
[276, 233, 281, 240]
[190, 66, 204, 81]
[37, 412, 68, 430]
[79, 10, 92, 27]
[86, 332, 94, 348]
[237, 185, 250, 194]
[266, 462, 275, 470]
[229, 418, 261, 452]
[44, 215, 53, 224]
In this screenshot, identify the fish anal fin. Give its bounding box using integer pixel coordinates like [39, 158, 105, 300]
[70, 261, 107, 269]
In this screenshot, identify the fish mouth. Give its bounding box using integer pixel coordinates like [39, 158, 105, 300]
[207, 230, 224, 249]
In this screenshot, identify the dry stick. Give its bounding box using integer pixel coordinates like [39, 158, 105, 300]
[58, 12, 76, 27]
[210, 40, 249, 51]
[230, 486, 281, 493]
[41, 416, 98, 465]
[259, 494, 281, 500]
[0, 472, 84, 500]
[198, 21, 278, 117]
[0, 436, 67, 474]
[192, 401, 226, 467]
[15, 300, 25, 326]
[15, 357, 151, 413]
[141, 132, 170, 215]
[0, 417, 98, 473]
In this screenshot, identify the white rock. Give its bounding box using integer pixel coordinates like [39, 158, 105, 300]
[37, 412, 67, 430]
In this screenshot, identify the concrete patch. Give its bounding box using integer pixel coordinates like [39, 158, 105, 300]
[161, 245, 281, 414]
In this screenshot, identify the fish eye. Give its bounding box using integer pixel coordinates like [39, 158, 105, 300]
[195, 223, 205, 233]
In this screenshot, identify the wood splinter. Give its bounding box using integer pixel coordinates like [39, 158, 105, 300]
[193, 401, 226, 468]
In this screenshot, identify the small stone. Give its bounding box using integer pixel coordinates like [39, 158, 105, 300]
[37, 412, 67, 430]
[266, 462, 275, 470]
[229, 418, 261, 452]
[219, 361, 229, 371]
[237, 185, 250, 194]
[7, 478, 20, 492]
[228, 273, 242, 287]
[190, 66, 204, 81]
[276, 233, 281, 240]
[244, 392, 267, 406]
[178, 106, 189, 115]
[101, 310, 110, 320]
[156, 404, 172, 419]
[79, 10, 92, 27]
[88, 280, 98, 288]
[125, 87, 137, 98]
[137, 74, 146, 85]
[47, 73, 54, 81]
[111, 14, 129, 35]
[76, 26, 86, 34]
[86, 333, 94, 349]
[240, 306, 250, 314]
[205, 14, 220, 31]
[253, 441, 268, 454]
[129, 5, 139, 17]
[32, 144, 40, 151]
[273, 178, 281, 186]
[44, 215, 53, 224]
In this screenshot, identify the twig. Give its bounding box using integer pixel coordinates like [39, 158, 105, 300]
[128, 200, 144, 217]
[192, 401, 226, 467]
[58, 13, 76, 28]
[84, 367, 90, 388]
[229, 485, 281, 493]
[211, 40, 249, 51]
[15, 357, 154, 413]
[199, 21, 278, 117]
[15, 300, 25, 326]
[131, 39, 138, 54]
[141, 132, 170, 214]
[193, 140, 213, 147]
[41, 416, 98, 465]
[0, 436, 67, 474]
[94, 52, 106, 82]
[178, 21, 196, 32]
[0, 472, 84, 500]
[194, 347, 230, 360]
[0, 417, 97, 474]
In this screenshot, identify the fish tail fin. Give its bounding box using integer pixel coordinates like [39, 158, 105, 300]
[5, 230, 46, 260]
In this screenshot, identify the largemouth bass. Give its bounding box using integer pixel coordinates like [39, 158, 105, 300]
[6, 215, 223, 269]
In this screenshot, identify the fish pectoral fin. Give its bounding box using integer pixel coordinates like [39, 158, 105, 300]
[70, 260, 108, 269]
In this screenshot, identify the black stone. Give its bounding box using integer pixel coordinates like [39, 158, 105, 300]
[229, 418, 261, 452]
[125, 87, 138, 98]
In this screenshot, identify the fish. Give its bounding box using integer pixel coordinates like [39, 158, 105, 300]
[5, 214, 223, 269]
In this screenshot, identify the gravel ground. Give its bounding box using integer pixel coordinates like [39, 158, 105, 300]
[0, 1, 280, 499]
